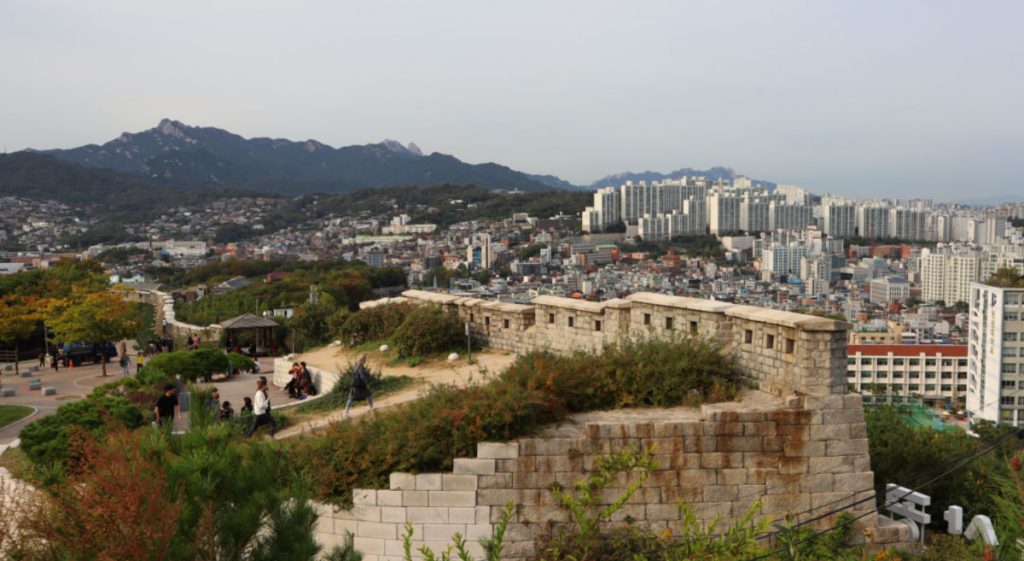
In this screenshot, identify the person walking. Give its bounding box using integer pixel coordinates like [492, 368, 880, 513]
[154, 384, 179, 427]
[343, 355, 375, 418]
[119, 353, 130, 376]
[245, 376, 276, 438]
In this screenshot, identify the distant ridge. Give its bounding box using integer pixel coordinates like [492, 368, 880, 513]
[37, 119, 558, 194]
[588, 166, 775, 190]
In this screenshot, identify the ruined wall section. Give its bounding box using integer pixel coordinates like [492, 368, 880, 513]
[315, 393, 900, 561]
[395, 290, 848, 397]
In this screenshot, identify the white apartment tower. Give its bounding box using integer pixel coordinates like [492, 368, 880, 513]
[890, 208, 927, 241]
[708, 194, 741, 235]
[920, 247, 981, 305]
[856, 206, 891, 239]
[821, 202, 857, 238]
[967, 282, 1024, 425]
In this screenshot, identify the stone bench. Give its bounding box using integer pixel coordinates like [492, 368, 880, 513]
[20, 370, 33, 378]
[28, 379, 42, 390]
[1, 387, 15, 397]
[43, 386, 57, 396]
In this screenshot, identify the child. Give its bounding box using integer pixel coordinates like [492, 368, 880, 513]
[219, 401, 234, 421]
[241, 396, 254, 416]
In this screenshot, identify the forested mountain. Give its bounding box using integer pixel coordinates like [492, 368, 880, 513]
[38, 119, 558, 194]
[0, 152, 265, 218]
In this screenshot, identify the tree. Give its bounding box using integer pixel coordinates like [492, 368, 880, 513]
[289, 290, 337, 350]
[987, 267, 1024, 288]
[0, 294, 45, 376]
[50, 290, 140, 376]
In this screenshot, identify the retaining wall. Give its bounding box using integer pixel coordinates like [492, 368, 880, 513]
[315, 290, 909, 559]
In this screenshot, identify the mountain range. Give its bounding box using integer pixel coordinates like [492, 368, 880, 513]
[33, 119, 765, 195]
[38, 119, 558, 194]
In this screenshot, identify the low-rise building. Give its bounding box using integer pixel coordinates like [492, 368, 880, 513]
[847, 344, 968, 405]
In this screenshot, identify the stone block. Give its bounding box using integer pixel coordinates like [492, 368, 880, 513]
[403, 491, 429, 507]
[716, 436, 763, 452]
[347, 505, 381, 522]
[808, 455, 855, 475]
[380, 506, 407, 523]
[442, 474, 479, 491]
[358, 521, 399, 540]
[782, 440, 825, 457]
[407, 507, 449, 523]
[0, 388, 15, 397]
[717, 468, 748, 486]
[416, 473, 443, 490]
[800, 473, 834, 494]
[449, 507, 477, 524]
[353, 537, 386, 555]
[428, 491, 477, 508]
[834, 472, 874, 493]
[42, 386, 56, 396]
[762, 494, 810, 515]
[478, 473, 514, 489]
[477, 442, 519, 459]
[454, 458, 496, 476]
[390, 472, 416, 490]
[809, 423, 850, 441]
[377, 490, 403, 507]
[28, 381, 42, 390]
[19, 371, 32, 378]
[353, 489, 377, 506]
[826, 439, 869, 457]
[423, 523, 468, 541]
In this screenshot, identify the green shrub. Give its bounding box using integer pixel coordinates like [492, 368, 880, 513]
[392, 305, 463, 357]
[18, 396, 146, 468]
[338, 303, 412, 346]
[227, 352, 257, 373]
[299, 338, 741, 504]
[142, 348, 230, 382]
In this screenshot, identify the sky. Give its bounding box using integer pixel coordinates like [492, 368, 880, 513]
[1, 0, 1022, 199]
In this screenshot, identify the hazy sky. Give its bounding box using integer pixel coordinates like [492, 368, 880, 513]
[2, 1, 1022, 199]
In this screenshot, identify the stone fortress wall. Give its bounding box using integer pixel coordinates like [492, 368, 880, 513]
[313, 289, 908, 560]
[128, 288, 223, 343]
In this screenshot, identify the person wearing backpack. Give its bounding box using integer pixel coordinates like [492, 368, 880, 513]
[343, 354, 375, 418]
[245, 376, 276, 438]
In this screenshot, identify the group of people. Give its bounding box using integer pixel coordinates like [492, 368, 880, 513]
[284, 362, 318, 399]
[153, 377, 274, 437]
[151, 354, 379, 439]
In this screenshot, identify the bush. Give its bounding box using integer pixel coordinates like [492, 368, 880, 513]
[338, 303, 412, 346]
[142, 348, 230, 382]
[298, 337, 741, 504]
[18, 396, 146, 468]
[392, 305, 463, 357]
[226, 352, 257, 373]
[296, 363, 413, 414]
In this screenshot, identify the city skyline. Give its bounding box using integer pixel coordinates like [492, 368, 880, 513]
[2, 1, 1023, 200]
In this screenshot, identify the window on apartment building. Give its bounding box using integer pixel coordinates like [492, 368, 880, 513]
[1001, 410, 1013, 421]
[909, 372, 920, 379]
[690, 321, 699, 334]
[1004, 348, 1018, 357]
[1003, 363, 1017, 374]
[1008, 295, 1020, 305]
[1005, 333, 1019, 342]
[941, 384, 952, 392]
[503, 319, 510, 329]
[958, 373, 967, 380]
[908, 384, 920, 391]
[1002, 397, 1016, 406]
[861, 370, 872, 378]
[925, 384, 937, 392]
[785, 338, 795, 354]
[910, 359, 921, 366]
[1007, 313, 1020, 322]
[665, 317, 674, 330]
[893, 358, 905, 366]
[925, 372, 936, 379]
[848, 384, 857, 392]
[1017, 397, 1024, 406]
[568, 317, 575, 328]
[941, 359, 953, 367]
[594, 320, 602, 332]
[892, 372, 903, 379]
[941, 372, 952, 379]
[745, 330, 753, 344]
[925, 358, 937, 366]
[766, 334, 775, 349]
[847, 358, 856, 365]
[847, 371, 856, 377]
[548, 313, 554, 324]
[876, 358, 889, 366]
[1003, 380, 1018, 389]
[644, 313, 651, 326]
[957, 385, 967, 392]
[958, 359, 968, 367]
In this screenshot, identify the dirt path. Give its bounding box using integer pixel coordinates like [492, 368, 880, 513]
[272, 347, 517, 439]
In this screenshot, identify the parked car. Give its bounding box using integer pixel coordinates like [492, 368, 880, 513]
[59, 342, 117, 366]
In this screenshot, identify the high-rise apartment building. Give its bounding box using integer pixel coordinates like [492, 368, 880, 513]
[890, 208, 927, 241]
[919, 247, 981, 305]
[821, 202, 856, 238]
[967, 282, 1024, 425]
[856, 206, 890, 239]
[708, 194, 741, 235]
